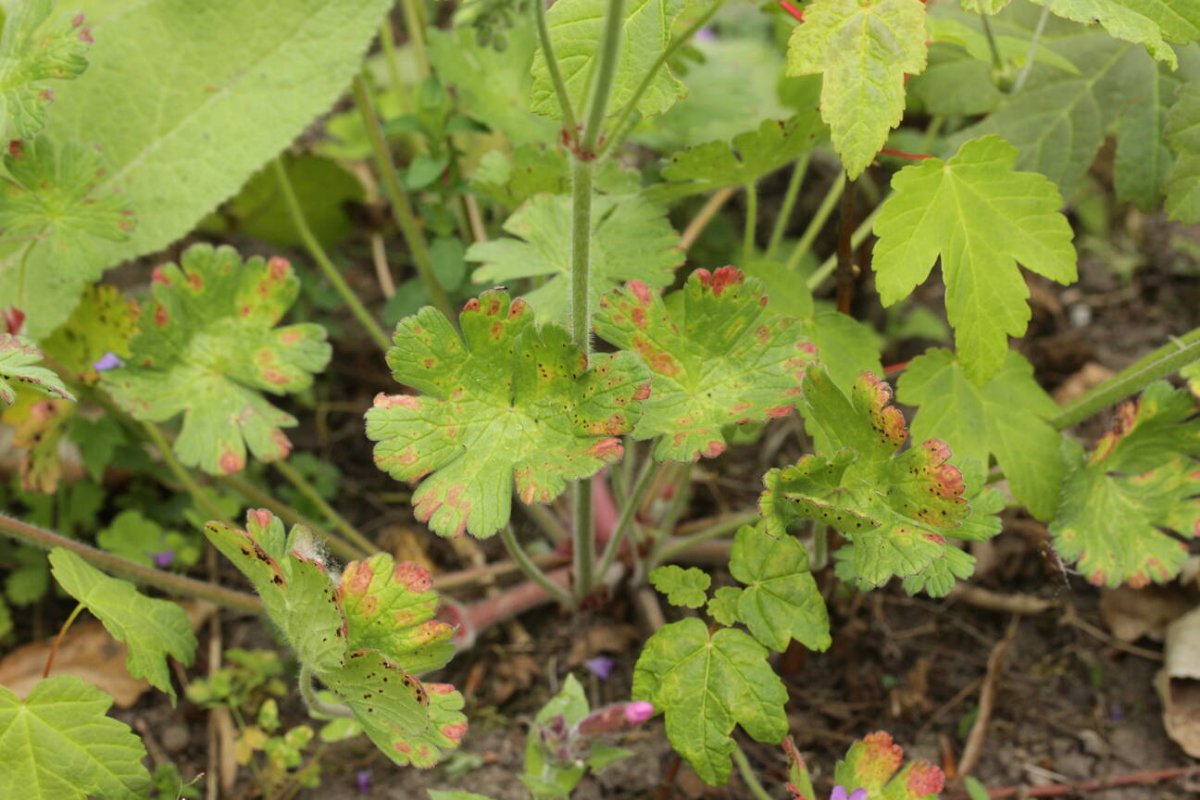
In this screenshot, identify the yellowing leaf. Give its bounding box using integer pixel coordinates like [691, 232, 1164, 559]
[834, 730, 945, 799]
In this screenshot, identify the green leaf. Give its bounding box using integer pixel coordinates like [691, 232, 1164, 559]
[648, 565, 711, 609]
[0, 334, 72, 405]
[961, 0, 1013, 13]
[1050, 382, 1199, 587]
[786, 0, 929, 178]
[872, 136, 1076, 384]
[632, 618, 788, 785]
[48, 548, 196, 702]
[40, 284, 138, 385]
[1183, 360, 1200, 396]
[897, 349, 1064, 520]
[366, 290, 650, 538]
[0, 0, 90, 140]
[706, 586, 743, 627]
[1113, 51, 1175, 210]
[833, 731, 945, 799]
[766, 368, 1002, 593]
[0, 675, 150, 799]
[102, 244, 331, 475]
[0, 0, 395, 340]
[530, 0, 688, 122]
[1166, 81, 1200, 222]
[522, 673, 589, 799]
[646, 118, 822, 202]
[1030, 0, 1200, 68]
[470, 146, 569, 208]
[96, 510, 201, 570]
[0, 595, 11, 639]
[467, 193, 682, 326]
[5, 544, 49, 605]
[728, 525, 830, 653]
[594, 267, 816, 461]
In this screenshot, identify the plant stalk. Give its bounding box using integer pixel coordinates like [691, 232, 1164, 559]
[742, 182, 758, 264]
[766, 153, 810, 259]
[596, 455, 658, 581]
[579, 0, 627, 156]
[787, 173, 846, 273]
[219, 473, 362, 562]
[140, 422, 233, 526]
[396, 0, 429, 79]
[533, 0, 577, 138]
[500, 525, 576, 610]
[650, 510, 757, 567]
[806, 205, 880, 290]
[271, 459, 376, 556]
[731, 741, 774, 800]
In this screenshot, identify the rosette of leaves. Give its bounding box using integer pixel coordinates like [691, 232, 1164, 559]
[593, 267, 816, 462]
[206, 510, 467, 767]
[1050, 381, 1199, 588]
[0, 0, 91, 140]
[102, 244, 331, 475]
[763, 367, 1002, 595]
[366, 289, 650, 538]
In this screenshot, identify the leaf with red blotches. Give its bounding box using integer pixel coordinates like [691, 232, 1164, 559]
[762, 367, 1001, 593]
[833, 731, 945, 800]
[366, 289, 649, 538]
[594, 267, 816, 462]
[1051, 381, 1199, 588]
[0, 333, 73, 405]
[0, 0, 91, 140]
[102, 244, 330, 475]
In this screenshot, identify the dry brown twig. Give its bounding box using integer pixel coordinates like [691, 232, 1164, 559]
[957, 615, 1020, 778]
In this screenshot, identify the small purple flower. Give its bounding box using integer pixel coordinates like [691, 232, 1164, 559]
[830, 787, 868, 800]
[623, 701, 654, 725]
[92, 352, 123, 371]
[584, 656, 615, 681]
[151, 549, 175, 568]
[356, 769, 371, 794]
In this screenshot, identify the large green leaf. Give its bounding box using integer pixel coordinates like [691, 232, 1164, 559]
[728, 525, 830, 653]
[529, 0, 688, 123]
[1165, 80, 1200, 222]
[1030, 0, 1200, 67]
[48, 548, 196, 702]
[786, 0, 929, 178]
[897, 349, 1064, 520]
[467, 193, 682, 325]
[632, 618, 788, 785]
[0, 0, 90, 140]
[594, 267, 816, 461]
[101, 245, 331, 476]
[0, 333, 73, 405]
[1050, 382, 1199, 588]
[366, 290, 650, 538]
[0, 0, 394, 340]
[871, 136, 1076, 384]
[0, 676, 150, 799]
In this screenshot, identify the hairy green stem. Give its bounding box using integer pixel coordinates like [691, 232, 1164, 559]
[650, 510, 757, 568]
[742, 182, 758, 264]
[1050, 327, 1200, 430]
[518, 494, 570, 544]
[806, 205, 880, 291]
[500, 524, 576, 610]
[299, 665, 353, 718]
[570, 159, 596, 600]
[579, 0, 627, 156]
[1012, 5, 1052, 94]
[271, 459, 376, 556]
[732, 741, 774, 800]
[596, 455, 659, 582]
[766, 153, 810, 260]
[273, 159, 392, 353]
[979, 14, 1004, 71]
[351, 74, 453, 321]
[533, 0, 577, 137]
[140, 422, 233, 526]
[786, 174, 846, 273]
[0, 512, 262, 614]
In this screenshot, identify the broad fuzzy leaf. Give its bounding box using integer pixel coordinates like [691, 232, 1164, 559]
[48, 548, 196, 702]
[872, 136, 1076, 384]
[647, 118, 822, 202]
[102, 245, 331, 475]
[1030, 0, 1200, 68]
[897, 349, 1065, 520]
[367, 290, 650, 538]
[0, 0, 395, 340]
[467, 193, 682, 325]
[1166, 81, 1200, 223]
[0, 0, 90, 140]
[530, 0, 688, 123]
[0, 675, 150, 799]
[833, 731, 945, 800]
[0, 333, 73, 404]
[728, 525, 830, 653]
[594, 267, 816, 462]
[1050, 382, 1199, 587]
[648, 565, 711, 609]
[766, 368, 1002, 593]
[632, 618, 788, 785]
[786, 0, 929, 178]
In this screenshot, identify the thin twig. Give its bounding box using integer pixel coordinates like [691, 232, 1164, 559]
[680, 187, 737, 251]
[946, 765, 1198, 799]
[958, 616, 1020, 777]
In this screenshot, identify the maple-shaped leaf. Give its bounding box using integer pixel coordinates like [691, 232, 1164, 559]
[632, 617, 788, 786]
[833, 731, 945, 800]
[786, 0, 929, 178]
[0, 675, 150, 799]
[872, 136, 1076, 384]
[646, 118, 822, 202]
[1166, 81, 1200, 223]
[897, 349, 1065, 520]
[530, 0, 688, 123]
[1029, 0, 1200, 68]
[466, 193, 681, 325]
[706, 586, 743, 627]
[1050, 382, 1199, 588]
[41, 285, 138, 384]
[0, 333, 73, 404]
[48, 548, 196, 703]
[728, 525, 830, 653]
[593, 267, 816, 462]
[366, 290, 650, 538]
[102, 244, 331, 475]
[648, 565, 710, 609]
[765, 367, 1001, 593]
[0, 0, 91, 140]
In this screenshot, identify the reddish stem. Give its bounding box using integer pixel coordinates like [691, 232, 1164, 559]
[779, 1, 805, 23]
[880, 148, 933, 161]
[946, 766, 1197, 799]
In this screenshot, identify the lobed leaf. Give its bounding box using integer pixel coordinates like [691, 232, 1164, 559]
[102, 244, 331, 475]
[1030, 0, 1200, 68]
[48, 548, 196, 702]
[728, 525, 830, 653]
[367, 290, 650, 538]
[833, 731, 945, 800]
[1050, 382, 1199, 587]
[648, 565, 710, 609]
[594, 267, 816, 462]
[40, 285, 138, 385]
[872, 136, 1076, 384]
[0, 0, 90, 140]
[1165, 81, 1200, 223]
[0, 333, 73, 404]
